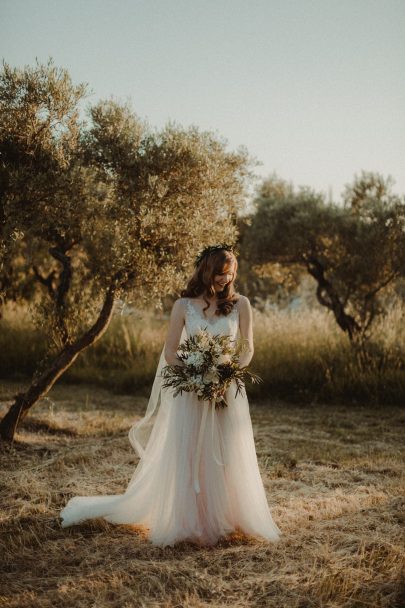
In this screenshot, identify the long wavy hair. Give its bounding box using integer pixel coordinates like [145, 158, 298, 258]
[180, 249, 239, 317]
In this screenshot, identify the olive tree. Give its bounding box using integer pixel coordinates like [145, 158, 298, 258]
[243, 172, 405, 343]
[0, 59, 253, 441]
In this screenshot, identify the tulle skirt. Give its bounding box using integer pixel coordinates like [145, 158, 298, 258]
[60, 381, 282, 548]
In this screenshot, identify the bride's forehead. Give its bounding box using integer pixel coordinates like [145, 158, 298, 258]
[216, 263, 235, 273]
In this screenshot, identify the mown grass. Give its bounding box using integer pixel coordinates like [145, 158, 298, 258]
[0, 298, 404, 404]
[0, 381, 404, 607]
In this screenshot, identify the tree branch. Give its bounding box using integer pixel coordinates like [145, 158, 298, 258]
[49, 246, 72, 308]
[32, 265, 56, 298]
[364, 272, 398, 302]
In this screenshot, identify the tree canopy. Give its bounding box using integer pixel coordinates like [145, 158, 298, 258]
[0, 59, 254, 440]
[243, 172, 405, 342]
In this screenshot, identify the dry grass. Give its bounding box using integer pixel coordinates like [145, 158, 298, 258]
[1, 298, 404, 404]
[1, 381, 404, 608]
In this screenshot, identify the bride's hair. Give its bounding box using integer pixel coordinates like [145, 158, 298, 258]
[180, 248, 239, 316]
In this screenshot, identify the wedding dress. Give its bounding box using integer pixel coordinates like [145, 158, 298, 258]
[60, 297, 282, 547]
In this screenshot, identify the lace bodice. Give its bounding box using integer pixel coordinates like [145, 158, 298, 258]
[183, 297, 240, 340]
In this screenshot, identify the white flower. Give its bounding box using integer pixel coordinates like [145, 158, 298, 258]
[216, 353, 231, 365]
[185, 351, 205, 367]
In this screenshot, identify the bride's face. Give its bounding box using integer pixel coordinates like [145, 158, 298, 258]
[213, 263, 235, 293]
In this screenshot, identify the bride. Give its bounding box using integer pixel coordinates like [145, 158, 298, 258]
[60, 244, 282, 548]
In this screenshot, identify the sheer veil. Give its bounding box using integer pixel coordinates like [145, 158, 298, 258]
[128, 325, 187, 463]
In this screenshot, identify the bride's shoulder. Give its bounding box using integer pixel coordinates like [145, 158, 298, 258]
[174, 297, 188, 305]
[173, 297, 191, 311]
[234, 294, 250, 305]
[169, 298, 188, 313]
[234, 294, 252, 313]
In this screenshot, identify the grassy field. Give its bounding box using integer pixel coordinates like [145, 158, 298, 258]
[0, 380, 404, 608]
[1, 298, 404, 405]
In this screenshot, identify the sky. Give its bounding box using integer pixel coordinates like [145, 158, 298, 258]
[1, 0, 404, 202]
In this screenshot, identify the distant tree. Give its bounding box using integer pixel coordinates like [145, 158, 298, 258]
[235, 213, 303, 309]
[0, 59, 253, 441]
[243, 171, 405, 345]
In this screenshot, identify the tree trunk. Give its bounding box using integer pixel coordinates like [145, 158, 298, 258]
[0, 283, 117, 443]
[305, 256, 361, 341]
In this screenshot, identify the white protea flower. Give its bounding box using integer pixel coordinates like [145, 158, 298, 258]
[185, 351, 205, 367]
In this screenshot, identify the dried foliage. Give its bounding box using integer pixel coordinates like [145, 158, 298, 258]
[161, 329, 261, 407]
[1, 381, 404, 607]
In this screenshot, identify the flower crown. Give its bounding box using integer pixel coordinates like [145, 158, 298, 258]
[194, 243, 238, 268]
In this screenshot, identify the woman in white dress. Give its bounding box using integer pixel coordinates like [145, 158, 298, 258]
[60, 244, 282, 548]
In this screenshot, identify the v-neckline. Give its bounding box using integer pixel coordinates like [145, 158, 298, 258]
[188, 298, 219, 323]
[187, 298, 237, 324]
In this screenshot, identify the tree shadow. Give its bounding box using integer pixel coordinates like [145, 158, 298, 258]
[20, 417, 79, 437]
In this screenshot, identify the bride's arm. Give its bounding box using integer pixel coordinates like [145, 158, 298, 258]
[164, 299, 186, 366]
[238, 296, 254, 368]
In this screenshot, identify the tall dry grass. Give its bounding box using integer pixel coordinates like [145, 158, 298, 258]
[251, 301, 405, 404]
[0, 297, 404, 403]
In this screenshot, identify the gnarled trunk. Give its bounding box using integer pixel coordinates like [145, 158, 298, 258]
[304, 255, 361, 341]
[0, 283, 117, 442]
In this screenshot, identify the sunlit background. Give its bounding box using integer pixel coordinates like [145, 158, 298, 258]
[1, 0, 404, 200]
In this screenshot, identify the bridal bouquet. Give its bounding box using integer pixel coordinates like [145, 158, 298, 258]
[161, 329, 262, 409]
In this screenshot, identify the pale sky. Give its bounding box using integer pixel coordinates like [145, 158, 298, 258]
[1, 0, 404, 202]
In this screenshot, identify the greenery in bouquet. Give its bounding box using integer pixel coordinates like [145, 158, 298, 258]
[161, 329, 262, 409]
